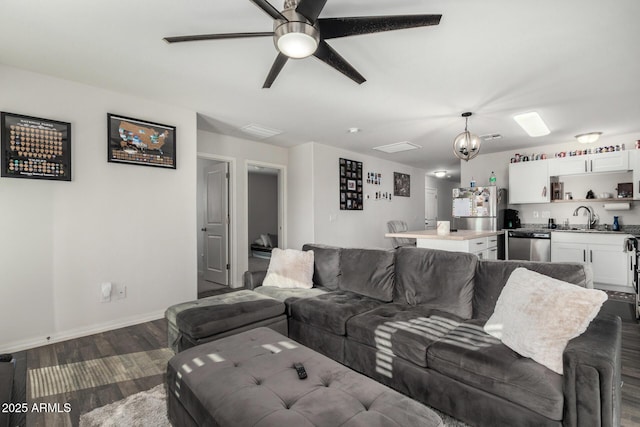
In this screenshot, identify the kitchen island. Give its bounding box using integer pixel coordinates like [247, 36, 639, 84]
[385, 229, 505, 260]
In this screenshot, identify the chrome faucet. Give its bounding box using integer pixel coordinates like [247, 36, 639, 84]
[573, 206, 597, 229]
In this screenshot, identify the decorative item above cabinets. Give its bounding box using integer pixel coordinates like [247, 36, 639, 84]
[548, 151, 629, 176]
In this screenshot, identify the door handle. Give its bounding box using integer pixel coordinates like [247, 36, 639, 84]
[584, 160, 587, 172]
[590, 160, 593, 171]
[201, 227, 207, 232]
[590, 250, 593, 263]
[583, 249, 586, 262]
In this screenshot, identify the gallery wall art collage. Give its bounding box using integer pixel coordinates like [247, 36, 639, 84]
[339, 157, 411, 211]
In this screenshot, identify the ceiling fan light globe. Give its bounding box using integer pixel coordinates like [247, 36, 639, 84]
[274, 20, 320, 59]
[277, 32, 318, 58]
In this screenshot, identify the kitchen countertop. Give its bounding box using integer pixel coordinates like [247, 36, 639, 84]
[508, 228, 634, 235]
[385, 229, 504, 241]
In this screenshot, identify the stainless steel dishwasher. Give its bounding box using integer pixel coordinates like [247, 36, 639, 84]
[507, 230, 551, 261]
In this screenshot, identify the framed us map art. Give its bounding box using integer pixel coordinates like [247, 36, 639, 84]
[108, 114, 176, 169]
[1, 112, 71, 181]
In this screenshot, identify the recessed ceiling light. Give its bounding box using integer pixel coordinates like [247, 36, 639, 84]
[240, 123, 283, 139]
[348, 127, 361, 134]
[575, 132, 602, 144]
[434, 170, 447, 178]
[513, 112, 550, 137]
[373, 141, 422, 154]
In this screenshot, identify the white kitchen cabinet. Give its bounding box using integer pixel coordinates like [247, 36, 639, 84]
[548, 151, 629, 176]
[548, 156, 588, 176]
[591, 150, 629, 173]
[508, 160, 549, 204]
[551, 231, 633, 291]
[416, 235, 501, 259]
[631, 150, 640, 199]
[482, 246, 499, 260]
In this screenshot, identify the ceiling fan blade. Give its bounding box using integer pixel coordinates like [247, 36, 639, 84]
[250, 0, 288, 21]
[164, 32, 273, 43]
[313, 40, 365, 85]
[318, 14, 442, 39]
[263, 53, 289, 88]
[296, 0, 328, 23]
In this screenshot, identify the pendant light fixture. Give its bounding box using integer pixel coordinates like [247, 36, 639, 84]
[453, 112, 481, 161]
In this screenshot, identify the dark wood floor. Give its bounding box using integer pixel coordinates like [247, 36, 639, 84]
[25, 319, 167, 427]
[20, 309, 640, 426]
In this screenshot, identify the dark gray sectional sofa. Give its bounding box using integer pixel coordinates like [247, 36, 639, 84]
[245, 244, 622, 427]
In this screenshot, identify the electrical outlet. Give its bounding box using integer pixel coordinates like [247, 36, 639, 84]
[541, 211, 551, 218]
[100, 282, 112, 303]
[533, 211, 539, 218]
[116, 284, 126, 300]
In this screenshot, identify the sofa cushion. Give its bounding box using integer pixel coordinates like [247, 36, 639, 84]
[302, 243, 341, 290]
[254, 286, 329, 315]
[289, 290, 384, 336]
[483, 267, 607, 375]
[338, 248, 395, 302]
[427, 319, 564, 421]
[176, 295, 285, 340]
[394, 247, 477, 319]
[346, 304, 464, 367]
[473, 260, 593, 320]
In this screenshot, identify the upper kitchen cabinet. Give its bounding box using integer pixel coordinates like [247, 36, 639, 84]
[630, 150, 640, 199]
[509, 160, 549, 204]
[548, 151, 629, 176]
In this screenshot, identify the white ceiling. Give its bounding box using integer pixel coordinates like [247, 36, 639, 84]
[1, 0, 639, 181]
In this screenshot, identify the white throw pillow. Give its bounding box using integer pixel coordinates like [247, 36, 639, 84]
[483, 267, 607, 375]
[260, 234, 273, 248]
[262, 248, 314, 289]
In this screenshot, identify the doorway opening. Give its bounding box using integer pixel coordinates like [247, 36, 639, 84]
[425, 187, 438, 229]
[246, 162, 286, 273]
[197, 156, 232, 297]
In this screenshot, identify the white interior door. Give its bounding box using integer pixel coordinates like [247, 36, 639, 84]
[204, 162, 229, 285]
[425, 187, 438, 229]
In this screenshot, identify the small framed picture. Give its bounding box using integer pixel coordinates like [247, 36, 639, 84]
[347, 180, 356, 191]
[1, 112, 71, 181]
[108, 114, 176, 169]
[393, 172, 411, 197]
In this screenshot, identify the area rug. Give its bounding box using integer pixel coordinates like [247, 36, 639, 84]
[605, 290, 636, 304]
[79, 384, 170, 427]
[79, 384, 470, 427]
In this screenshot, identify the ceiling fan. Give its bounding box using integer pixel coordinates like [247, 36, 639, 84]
[163, 0, 441, 88]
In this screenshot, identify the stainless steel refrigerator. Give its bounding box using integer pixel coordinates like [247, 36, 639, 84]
[452, 186, 507, 232]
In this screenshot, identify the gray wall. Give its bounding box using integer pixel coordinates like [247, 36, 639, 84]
[248, 172, 278, 246]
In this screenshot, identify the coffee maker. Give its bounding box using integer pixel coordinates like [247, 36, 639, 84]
[504, 209, 521, 229]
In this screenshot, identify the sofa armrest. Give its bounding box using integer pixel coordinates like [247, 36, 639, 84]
[562, 313, 621, 427]
[243, 270, 267, 290]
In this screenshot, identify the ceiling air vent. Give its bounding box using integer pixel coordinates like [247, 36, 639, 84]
[240, 123, 283, 139]
[373, 141, 422, 154]
[480, 133, 503, 141]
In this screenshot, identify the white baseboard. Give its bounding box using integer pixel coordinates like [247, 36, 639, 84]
[0, 310, 166, 354]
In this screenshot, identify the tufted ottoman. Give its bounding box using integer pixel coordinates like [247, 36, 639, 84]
[165, 290, 287, 353]
[166, 327, 443, 427]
